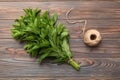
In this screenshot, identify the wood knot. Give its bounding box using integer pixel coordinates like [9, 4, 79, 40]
[80, 59, 94, 67]
[6, 47, 27, 55]
[73, 58, 94, 67]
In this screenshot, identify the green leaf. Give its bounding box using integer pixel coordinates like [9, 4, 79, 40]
[34, 18, 38, 27]
[62, 39, 72, 58]
[13, 22, 20, 27]
[61, 32, 69, 39]
[50, 13, 58, 26]
[39, 52, 50, 63]
[23, 36, 35, 41]
[56, 24, 64, 35]
[34, 8, 41, 17]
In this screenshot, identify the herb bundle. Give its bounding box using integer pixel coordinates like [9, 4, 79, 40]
[11, 8, 80, 70]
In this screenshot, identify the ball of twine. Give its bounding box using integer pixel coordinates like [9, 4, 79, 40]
[66, 8, 102, 47]
[84, 29, 102, 46]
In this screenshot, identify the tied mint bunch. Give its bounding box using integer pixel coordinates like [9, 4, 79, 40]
[11, 8, 80, 70]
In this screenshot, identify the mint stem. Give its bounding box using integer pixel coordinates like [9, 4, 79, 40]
[68, 59, 80, 71]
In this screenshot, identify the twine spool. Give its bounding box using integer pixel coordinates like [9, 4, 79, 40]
[66, 8, 102, 47]
[84, 29, 101, 46]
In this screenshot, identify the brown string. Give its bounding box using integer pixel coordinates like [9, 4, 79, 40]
[66, 8, 87, 38]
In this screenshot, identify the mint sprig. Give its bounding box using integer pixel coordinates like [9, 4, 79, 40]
[11, 8, 80, 70]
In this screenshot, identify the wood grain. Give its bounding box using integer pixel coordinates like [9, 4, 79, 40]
[0, 2, 119, 20]
[2, 0, 120, 1]
[0, 1, 120, 80]
[0, 77, 120, 80]
[0, 55, 120, 77]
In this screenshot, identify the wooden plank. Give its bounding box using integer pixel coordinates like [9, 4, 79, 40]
[0, 0, 83, 2]
[1, 20, 120, 30]
[0, 54, 120, 77]
[0, 2, 119, 20]
[0, 40, 120, 59]
[0, 20, 120, 39]
[1, 55, 120, 76]
[0, 77, 120, 80]
[0, 0, 120, 2]
[0, 39, 120, 54]
[1, 20, 120, 28]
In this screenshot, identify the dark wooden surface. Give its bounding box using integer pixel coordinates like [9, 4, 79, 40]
[0, 0, 120, 2]
[0, 1, 120, 80]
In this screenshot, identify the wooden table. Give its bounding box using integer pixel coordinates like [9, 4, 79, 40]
[0, 1, 120, 80]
